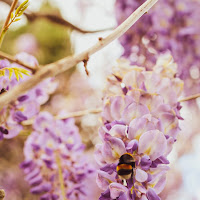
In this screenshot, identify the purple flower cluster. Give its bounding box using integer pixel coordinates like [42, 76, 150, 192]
[21, 112, 95, 200]
[95, 59, 183, 199]
[115, 0, 200, 96]
[0, 52, 57, 140]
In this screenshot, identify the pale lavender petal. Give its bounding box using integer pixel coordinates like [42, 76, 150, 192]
[140, 195, 148, 200]
[110, 96, 125, 120]
[96, 170, 115, 190]
[140, 155, 152, 171]
[109, 183, 128, 199]
[128, 116, 155, 140]
[146, 188, 161, 200]
[122, 102, 149, 124]
[100, 164, 117, 175]
[109, 124, 127, 138]
[135, 168, 148, 182]
[102, 134, 126, 163]
[3, 123, 23, 139]
[95, 144, 106, 166]
[126, 139, 138, 153]
[148, 173, 167, 194]
[164, 137, 174, 156]
[138, 130, 167, 161]
[31, 183, 52, 194]
[99, 188, 110, 200]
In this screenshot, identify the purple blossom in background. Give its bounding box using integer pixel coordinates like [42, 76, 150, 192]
[21, 112, 96, 200]
[96, 58, 183, 199]
[0, 52, 57, 140]
[115, 0, 200, 96]
[15, 34, 38, 54]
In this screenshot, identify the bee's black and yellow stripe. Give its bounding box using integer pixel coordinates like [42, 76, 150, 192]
[116, 153, 135, 179]
[116, 164, 133, 176]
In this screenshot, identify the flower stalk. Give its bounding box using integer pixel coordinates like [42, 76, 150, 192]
[56, 153, 67, 200]
[0, 0, 19, 47]
[179, 93, 200, 102]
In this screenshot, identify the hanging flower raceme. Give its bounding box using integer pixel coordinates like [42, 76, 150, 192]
[115, 0, 200, 96]
[96, 57, 183, 200]
[21, 112, 96, 200]
[0, 52, 57, 140]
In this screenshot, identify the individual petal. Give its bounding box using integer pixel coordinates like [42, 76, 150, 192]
[28, 175, 43, 186]
[102, 96, 125, 122]
[95, 144, 107, 166]
[135, 168, 148, 182]
[31, 183, 52, 194]
[102, 134, 126, 163]
[138, 130, 167, 161]
[121, 102, 149, 124]
[99, 188, 111, 200]
[148, 172, 167, 194]
[109, 183, 128, 199]
[100, 164, 117, 175]
[33, 112, 54, 132]
[51, 194, 59, 200]
[140, 155, 152, 171]
[164, 137, 174, 156]
[109, 124, 128, 138]
[110, 96, 125, 120]
[40, 193, 51, 200]
[12, 111, 27, 123]
[3, 123, 23, 139]
[128, 116, 156, 140]
[19, 100, 40, 119]
[126, 139, 138, 153]
[146, 188, 161, 200]
[96, 170, 115, 190]
[140, 195, 148, 200]
[0, 132, 3, 140]
[17, 95, 29, 102]
[151, 156, 169, 168]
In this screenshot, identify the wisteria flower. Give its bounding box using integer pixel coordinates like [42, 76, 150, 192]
[21, 112, 97, 200]
[0, 52, 57, 140]
[96, 59, 183, 199]
[115, 0, 200, 96]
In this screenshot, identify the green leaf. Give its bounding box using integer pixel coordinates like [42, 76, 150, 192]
[15, 0, 29, 17]
[0, 69, 5, 76]
[7, 68, 13, 80]
[10, 12, 14, 19]
[0, 67, 30, 81]
[14, 18, 21, 22]
[16, 67, 31, 76]
[18, 72, 23, 79]
[14, 69, 20, 81]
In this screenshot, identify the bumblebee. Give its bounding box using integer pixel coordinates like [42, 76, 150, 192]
[116, 153, 135, 180]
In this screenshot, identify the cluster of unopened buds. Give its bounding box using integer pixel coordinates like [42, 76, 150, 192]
[95, 55, 183, 200]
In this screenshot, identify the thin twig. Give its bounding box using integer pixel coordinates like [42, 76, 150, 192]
[25, 12, 114, 34]
[55, 153, 67, 200]
[0, 0, 19, 47]
[0, 0, 114, 33]
[0, 0, 159, 109]
[0, 51, 37, 72]
[22, 108, 102, 125]
[179, 93, 200, 102]
[55, 108, 102, 119]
